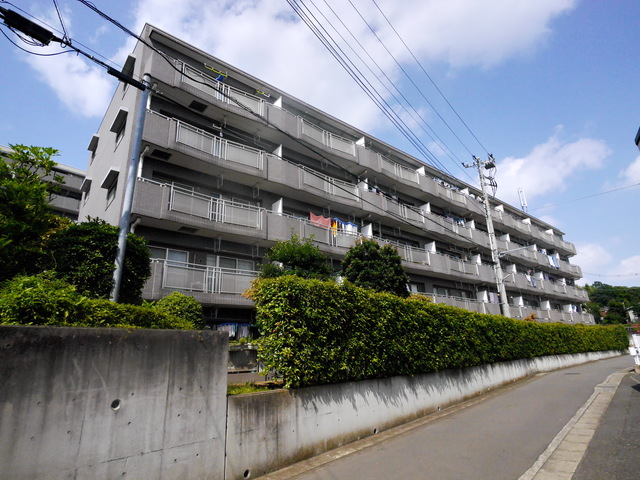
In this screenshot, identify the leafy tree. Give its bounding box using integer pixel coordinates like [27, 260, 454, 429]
[341, 238, 410, 298]
[0, 144, 63, 282]
[584, 282, 640, 324]
[44, 218, 151, 304]
[259, 234, 333, 280]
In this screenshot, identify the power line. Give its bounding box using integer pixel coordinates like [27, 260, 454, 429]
[528, 182, 640, 212]
[371, 0, 489, 155]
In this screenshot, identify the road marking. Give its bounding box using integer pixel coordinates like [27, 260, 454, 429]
[518, 368, 630, 480]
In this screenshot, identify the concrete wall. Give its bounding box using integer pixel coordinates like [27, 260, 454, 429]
[0, 326, 228, 480]
[225, 350, 622, 480]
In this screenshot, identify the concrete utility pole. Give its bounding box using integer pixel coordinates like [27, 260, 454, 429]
[111, 74, 151, 302]
[464, 155, 511, 318]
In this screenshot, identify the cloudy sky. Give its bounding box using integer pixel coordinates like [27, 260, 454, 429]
[1, 0, 639, 286]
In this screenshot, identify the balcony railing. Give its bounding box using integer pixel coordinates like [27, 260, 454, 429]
[301, 119, 356, 156]
[169, 185, 263, 229]
[154, 259, 257, 295]
[175, 119, 264, 170]
[302, 167, 359, 201]
[181, 63, 265, 115]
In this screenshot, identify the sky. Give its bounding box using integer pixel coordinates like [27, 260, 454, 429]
[1, 0, 639, 287]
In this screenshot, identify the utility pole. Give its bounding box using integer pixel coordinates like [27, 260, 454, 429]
[0, 7, 150, 302]
[464, 155, 511, 318]
[110, 74, 151, 302]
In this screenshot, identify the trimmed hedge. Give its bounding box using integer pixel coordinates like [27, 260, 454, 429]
[248, 276, 629, 388]
[0, 274, 195, 330]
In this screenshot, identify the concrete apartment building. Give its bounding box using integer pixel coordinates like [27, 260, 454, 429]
[1, 145, 85, 221]
[80, 25, 593, 332]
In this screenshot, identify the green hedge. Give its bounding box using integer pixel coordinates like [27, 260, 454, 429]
[0, 274, 195, 330]
[248, 276, 629, 388]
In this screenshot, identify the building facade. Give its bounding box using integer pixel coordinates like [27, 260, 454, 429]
[80, 25, 593, 333]
[1, 145, 85, 221]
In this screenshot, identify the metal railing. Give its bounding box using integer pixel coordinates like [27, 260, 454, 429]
[169, 185, 263, 229]
[154, 259, 257, 295]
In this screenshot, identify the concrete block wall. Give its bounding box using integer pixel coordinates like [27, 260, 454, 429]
[225, 350, 622, 480]
[0, 326, 228, 480]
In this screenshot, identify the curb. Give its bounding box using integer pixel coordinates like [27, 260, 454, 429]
[518, 368, 631, 480]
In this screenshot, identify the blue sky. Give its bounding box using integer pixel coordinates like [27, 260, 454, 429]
[1, 0, 639, 286]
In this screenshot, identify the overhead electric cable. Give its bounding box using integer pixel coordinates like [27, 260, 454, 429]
[289, 0, 448, 172]
[371, 0, 489, 155]
[315, 0, 463, 173]
[528, 182, 640, 212]
[73, 0, 487, 246]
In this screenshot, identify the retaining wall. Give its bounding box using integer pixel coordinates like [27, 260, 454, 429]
[0, 326, 623, 480]
[0, 326, 228, 480]
[225, 350, 622, 480]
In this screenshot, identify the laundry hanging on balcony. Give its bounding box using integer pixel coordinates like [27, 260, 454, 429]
[310, 212, 332, 228]
[331, 218, 359, 236]
[204, 64, 227, 82]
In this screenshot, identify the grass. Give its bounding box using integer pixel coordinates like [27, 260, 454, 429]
[227, 381, 283, 396]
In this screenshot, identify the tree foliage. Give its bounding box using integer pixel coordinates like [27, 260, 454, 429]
[341, 238, 410, 298]
[584, 282, 640, 324]
[259, 234, 332, 280]
[0, 144, 63, 282]
[0, 273, 195, 329]
[44, 218, 151, 304]
[248, 276, 628, 388]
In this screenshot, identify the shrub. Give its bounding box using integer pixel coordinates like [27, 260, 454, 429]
[44, 218, 151, 304]
[259, 234, 332, 280]
[248, 276, 629, 388]
[0, 274, 194, 330]
[341, 238, 410, 297]
[154, 291, 204, 329]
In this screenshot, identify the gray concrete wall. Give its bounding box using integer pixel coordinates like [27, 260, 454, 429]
[225, 350, 622, 480]
[0, 326, 228, 480]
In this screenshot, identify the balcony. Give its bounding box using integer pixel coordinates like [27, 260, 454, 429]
[133, 179, 267, 241]
[143, 259, 256, 306]
[429, 294, 501, 316]
[301, 119, 356, 156]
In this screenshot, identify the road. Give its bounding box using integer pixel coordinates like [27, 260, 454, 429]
[258, 355, 632, 480]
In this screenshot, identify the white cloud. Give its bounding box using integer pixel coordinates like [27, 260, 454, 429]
[378, 0, 577, 68]
[24, 52, 114, 118]
[573, 243, 613, 286]
[495, 131, 610, 206]
[619, 155, 640, 184]
[608, 255, 640, 287]
[22, 0, 579, 126]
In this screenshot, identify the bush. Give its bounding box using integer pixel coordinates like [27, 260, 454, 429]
[341, 238, 410, 297]
[0, 274, 194, 330]
[154, 291, 204, 329]
[248, 276, 629, 388]
[260, 234, 333, 280]
[44, 218, 151, 304]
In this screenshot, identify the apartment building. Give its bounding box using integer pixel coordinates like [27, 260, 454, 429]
[1, 145, 85, 221]
[80, 25, 593, 333]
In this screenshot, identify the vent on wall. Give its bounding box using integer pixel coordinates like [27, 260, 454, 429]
[189, 100, 208, 112]
[151, 149, 171, 160]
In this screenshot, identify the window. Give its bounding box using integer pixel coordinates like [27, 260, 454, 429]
[206, 254, 254, 271]
[87, 134, 99, 164]
[106, 182, 117, 206]
[110, 108, 128, 149]
[100, 169, 119, 209]
[150, 247, 189, 265]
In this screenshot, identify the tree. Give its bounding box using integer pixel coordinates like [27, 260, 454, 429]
[259, 234, 333, 280]
[0, 144, 63, 282]
[341, 238, 410, 297]
[44, 218, 151, 304]
[584, 282, 640, 324]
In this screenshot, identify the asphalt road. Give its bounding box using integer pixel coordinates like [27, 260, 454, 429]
[260, 355, 632, 480]
[572, 368, 640, 480]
